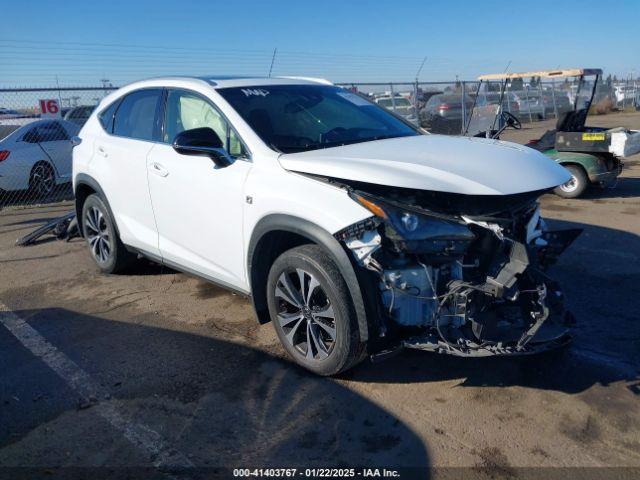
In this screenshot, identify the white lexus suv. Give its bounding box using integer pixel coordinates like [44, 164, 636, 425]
[73, 76, 579, 375]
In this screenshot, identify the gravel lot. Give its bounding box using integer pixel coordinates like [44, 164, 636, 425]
[1, 112, 639, 478]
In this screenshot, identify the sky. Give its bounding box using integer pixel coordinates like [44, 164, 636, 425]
[1, 0, 639, 87]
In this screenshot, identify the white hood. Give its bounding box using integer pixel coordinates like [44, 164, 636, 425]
[278, 135, 570, 195]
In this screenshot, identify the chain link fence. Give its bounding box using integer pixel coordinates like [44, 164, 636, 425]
[338, 78, 639, 134]
[1, 78, 637, 211]
[0, 87, 116, 210]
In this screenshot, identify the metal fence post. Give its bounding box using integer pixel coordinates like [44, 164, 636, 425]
[551, 79, 558, 118]
[461, 81, 467, 135]
[413, 80, 420, 122]
[537, 82, 545, 120]
[389, 83, 397, 112]
[524, 84, 533, 123]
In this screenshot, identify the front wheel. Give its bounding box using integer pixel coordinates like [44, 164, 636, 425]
[82, 194, 135, 274]
[554, 165, 588, 198]
[266, 245, 366, 376]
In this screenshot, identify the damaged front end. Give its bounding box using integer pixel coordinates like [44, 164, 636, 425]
[335, 184, 581, 357]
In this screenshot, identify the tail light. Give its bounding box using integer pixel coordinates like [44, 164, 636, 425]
[0, 150, 10, 162]
[438, 104, 451, 110]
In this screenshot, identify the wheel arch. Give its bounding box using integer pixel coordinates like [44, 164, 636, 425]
[74, 173, 120, 237]
[247, 214, 371, 342]
[558, 161, 590, 182]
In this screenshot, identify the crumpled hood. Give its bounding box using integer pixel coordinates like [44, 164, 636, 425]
[278, 135, 571, 195]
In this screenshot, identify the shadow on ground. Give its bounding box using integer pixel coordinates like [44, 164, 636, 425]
[0, 308, 430, 469]
[581, 176, 640, 200]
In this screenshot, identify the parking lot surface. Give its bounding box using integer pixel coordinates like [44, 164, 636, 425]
[1, 112, 639, 477]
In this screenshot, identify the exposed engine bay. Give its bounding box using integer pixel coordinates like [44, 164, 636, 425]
[333, 179, 581, 357]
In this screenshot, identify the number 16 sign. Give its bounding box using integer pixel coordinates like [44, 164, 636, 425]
[39, 99, 61, 118]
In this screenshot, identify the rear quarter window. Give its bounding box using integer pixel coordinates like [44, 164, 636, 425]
[98, 100, 121, 133]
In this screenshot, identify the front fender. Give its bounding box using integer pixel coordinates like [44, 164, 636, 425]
[545, 150, 609, 177]
[247, 214, 373, 343]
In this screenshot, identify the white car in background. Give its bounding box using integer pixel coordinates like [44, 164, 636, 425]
[0, 119, 79, 197]
[73, 76, 578, 375]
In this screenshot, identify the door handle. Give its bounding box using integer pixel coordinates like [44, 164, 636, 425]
[96, 146, 108, 158]
[150, 162, 169, 177]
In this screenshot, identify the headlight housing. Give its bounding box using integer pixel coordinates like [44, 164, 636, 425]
[352, 193, 475, 255]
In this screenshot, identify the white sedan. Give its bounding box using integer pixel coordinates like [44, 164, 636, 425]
[0, 119, 79, 197]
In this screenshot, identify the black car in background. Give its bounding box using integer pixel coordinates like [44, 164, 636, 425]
[63, 105, 96, 126]
[419, 94, 473, 134]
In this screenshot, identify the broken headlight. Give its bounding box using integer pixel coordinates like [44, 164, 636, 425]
[352, 193, 475, 255]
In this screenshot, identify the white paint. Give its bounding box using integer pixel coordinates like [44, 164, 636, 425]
[0, 119, 79, 192]
[0, 304, 193, 469]
[73, 76, 569, 295]
[280, 135, 571, 195]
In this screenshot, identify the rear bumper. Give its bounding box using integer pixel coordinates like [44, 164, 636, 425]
[0, 173, 28, 192]
[0, 163, 31, 191]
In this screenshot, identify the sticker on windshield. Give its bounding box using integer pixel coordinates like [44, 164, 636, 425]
[336, 91, 372, 107]
[241, 88, 269, 97]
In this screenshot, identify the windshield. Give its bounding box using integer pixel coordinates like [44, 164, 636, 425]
[217, 84, 418, 153]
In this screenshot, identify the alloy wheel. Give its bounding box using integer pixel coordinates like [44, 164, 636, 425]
[274, 268, 336, 360]
[559, 175, 578, 193]
[31, 164, 55, 197]
[85, 206, 112, 264]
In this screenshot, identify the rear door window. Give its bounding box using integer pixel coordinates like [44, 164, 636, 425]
[24, 122, 69, 143]
[113, 89, 162, 141]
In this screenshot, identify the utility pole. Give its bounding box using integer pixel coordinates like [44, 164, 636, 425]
[414, 56, 427, 83]
[413, 57, 427, 120]
[55, 76, 62, 107]
[101, 78, 111, 98]
[268, 48, 277, 78]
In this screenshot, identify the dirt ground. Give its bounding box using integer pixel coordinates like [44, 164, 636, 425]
[1, 112, 639, 479]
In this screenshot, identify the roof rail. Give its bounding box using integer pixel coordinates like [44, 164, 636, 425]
[277, 76, 333, 85]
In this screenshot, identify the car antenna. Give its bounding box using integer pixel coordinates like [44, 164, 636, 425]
[490, 60, 512, 132]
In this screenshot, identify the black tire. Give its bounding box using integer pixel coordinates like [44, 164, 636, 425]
[81, 194, 135, 274]
[554, 165, 588, 199]
[266, 245, 366, 376]
[28, 162, 56, 199]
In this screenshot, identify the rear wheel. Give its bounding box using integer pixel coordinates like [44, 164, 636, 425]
[82, 194, 135, 273]
[266, 245, 365, 376]
[28, 162, 55, 199]
[554, 165, 588, 198]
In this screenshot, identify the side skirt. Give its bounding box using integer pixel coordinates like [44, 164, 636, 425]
[128, 246, 252, 298]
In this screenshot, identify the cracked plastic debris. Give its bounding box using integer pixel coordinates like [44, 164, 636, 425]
[341, 198, 579, 358]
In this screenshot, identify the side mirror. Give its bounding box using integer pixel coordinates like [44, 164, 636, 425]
[172, 127, 233, 168]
